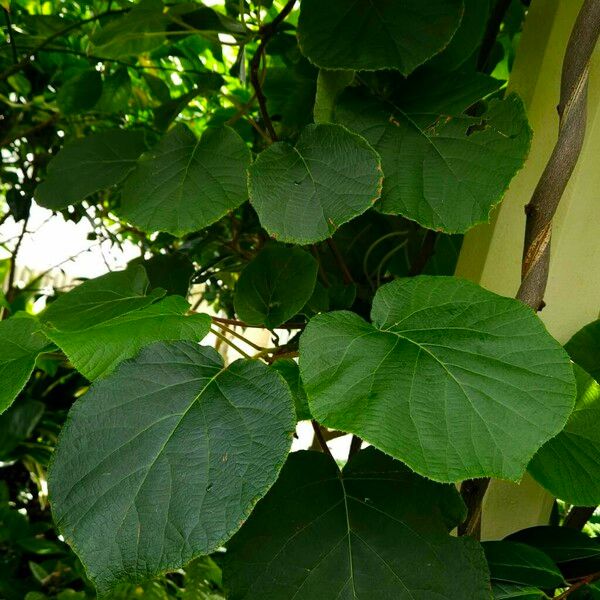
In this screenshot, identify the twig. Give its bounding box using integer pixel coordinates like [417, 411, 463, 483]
[556, 571, 600, 599]
[326, 238, 354, 284]
[1, 215, 29, 320]
[348, 435, 362, 459]
[211, 315, 305, 329]
[212, 321, 267, 352]
[210, 327, 252, 359]
[564, 506, 596, 530]
[249, 0, 297, 141]
[311, 420, 336, 465]
[3, 8, 18, 65]
[460, 0, 600, 539]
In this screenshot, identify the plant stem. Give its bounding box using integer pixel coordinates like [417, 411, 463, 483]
[564, 506, 596, 530]
[210, 328, 252, 359]
[212, 321, 267, 352]
[556, 571, 600, 599]
[311, 420, 336, 465]
[211, 315, 305, 329]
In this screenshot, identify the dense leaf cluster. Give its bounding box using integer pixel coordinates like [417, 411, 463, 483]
[1, 0, 600, 598]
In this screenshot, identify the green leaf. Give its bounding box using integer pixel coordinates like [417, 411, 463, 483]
[249, 123, 382, 244]
[56, 69, 103, 115]
[313, 69, 354, 124]
[234, 244, 317, 328]
[129, 253, 195, 297]
[0, 399, 45, 459]
[47, 296, 211, 380]
[334, 91, 531, 233]
[297, 0, 464, 74]
[40, 266, 164, 331]
[272, 359, 311, 421]
[565, 319, 600, 383]
[507, 527, 600, 581]
[48, 341, 295, 595]
[492, 582, 548, 599]
[222, 447, 491, 599]
[95, 67, 132, 114]
[119, 125, 251, 236]
[483, 541, 565, 588]
[35, 130, 147, 210]
[90, 0, 169, 59]
[299, 276, 576, 482]
[0, 316, 49, 414]
[529, 366, 600, 505]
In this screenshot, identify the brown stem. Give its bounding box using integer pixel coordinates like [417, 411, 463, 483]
[348, 435, 362, 460]
[249, 0, 297, 141]
[211, 315, 305, 329]
[556, 571, 600, 599]
[311, 420, 336, 466]
[460, 0, 600, 539]
[326, 238, 354, 284]
[564, 506, 596, 530]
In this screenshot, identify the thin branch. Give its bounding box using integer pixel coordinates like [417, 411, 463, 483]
[556, 571, 600, 599]
[210, 327, 252, 359]
[249, 0, 297, 141]
[1, 214, 29, 320]
[326, 238, 354, 285]
[212, 321, 267, 352]
[460, 0, 600, 539]
[211, 315, 305, 329]
[564, 506, 596, 530]
[311, 420, 337, 465]
[348, 435, 362, 460]
[3, 8, 18, 64]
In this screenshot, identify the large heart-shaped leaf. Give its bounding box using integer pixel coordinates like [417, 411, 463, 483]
[297, 0, 463, 74]
[249, 123, 382, 243]
[234, 244, 318, 328]
[334, 91, 531, 233]
[40, 266, 164, 331]
[35, 130, 147, 210]
[529, 366, 600, 505]
[566, 319, 600, 383]
[222, 447, 491, 599]
[0, 315, 49, 413]
[47, 296, 211, 380]
[299, 276, 575, 482]
[119, 124, 251, 236]
[49, 341, 295, 595]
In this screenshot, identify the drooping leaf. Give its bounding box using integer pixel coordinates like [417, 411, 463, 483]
[129, 253, 195, 297]
[0, 316, 49, 414]
[334, 90, 531, 233]
[528, 366, 600, 505]
[119, 125, 251, 236]
[222, 447, 491, 599]
[49, 341, 295, 595]
[35, 130, 147, 210]
[492, 582, 548, 600]
[56, 69, 103, 115]
[272, 359, 311, 421]
[40, 266, 164, 331]
[234, 244, 317, 328]
[90, 0, 169, 59]
[249, 123, 382, 243]
[565, 319, 600, 383]
[507, 527, 600, 581]
[297, 0, 464, 74]
[47, 296, 211, 380]
[483, 541, 565, 588]
[299, 276, 575, 482]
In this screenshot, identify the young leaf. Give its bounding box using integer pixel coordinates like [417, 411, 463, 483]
[48, 341, 295, 595]
[39, 266, 164, 331]
[528, 365, 600, 506]
[565, 319, 600, 383]
[47, 296, 211, 380]
[119, 125, 251, 236]
[297, 0, 463, 74]
[483, 541, 565, 588]
[222, 447, 491, 599]
[234, 244, 318, 328]
[299, 276, 576, 482]
[249, 124, 382, 243]
[35, 130, 147, 210]
[0, 316, 49, 414]
[335, 91, 531, 233]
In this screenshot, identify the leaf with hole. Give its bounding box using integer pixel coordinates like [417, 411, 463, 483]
[249, 123, 382, 243]
[299, 276, 575, 482]
[48, 341, 295, 595]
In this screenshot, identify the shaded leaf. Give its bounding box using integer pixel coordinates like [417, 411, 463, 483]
[529, 366, 600, 505]
[0, 316, 49, 414]
[119, 125, 251, 236]
[234, 244, 317, 328]
[40, 266, 163, 331]
[566, 319, 600, 383]
[0, 399, 45, 459]
[47, 296, 211, 380]
[483, 541, 564, 588]
[299, 276, 575, 482]
[492, 582, 548, 599]
[313, 69, 354, 124]
[129, 253, 194, 297]
[335, 90, 530, 233]
[49, 341, 295, 595]
[297, 0, 463, 74]
[56, 69, 102, 115]
[222, 447, 491, 599]
[272, 359, 311, 421]
[35, 130, 147, 210]
[249, 124, 382, 244]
